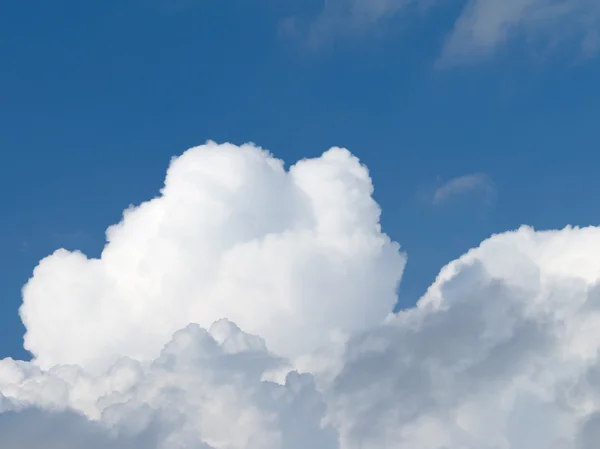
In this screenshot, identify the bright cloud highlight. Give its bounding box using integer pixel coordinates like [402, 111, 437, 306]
[2, 142, 600, 448]
[20, 142, 404, 372]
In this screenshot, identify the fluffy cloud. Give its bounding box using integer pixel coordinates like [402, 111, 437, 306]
[0, 321, 337, 449]
[20, 142, 404, 372]
[4, 142, 600, 448]
[328, 225, 600, 449]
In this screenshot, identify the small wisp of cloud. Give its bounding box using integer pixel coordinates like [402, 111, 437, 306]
[282, 0, 600, 64]
[432, 172, 495, 205]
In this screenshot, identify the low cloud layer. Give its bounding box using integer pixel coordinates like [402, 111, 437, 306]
[3, 142, 600, 448]
[288, 0, 600, 62]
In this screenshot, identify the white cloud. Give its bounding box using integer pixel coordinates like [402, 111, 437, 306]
[19, 142, 405, 373]
[4, 143, 600, 448]
[0, 321, 337, 449]
[432, 172, 494, 205]
[328, 225, 600, 449]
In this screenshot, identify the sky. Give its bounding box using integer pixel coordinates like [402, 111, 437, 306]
[2, 1, 600, 447]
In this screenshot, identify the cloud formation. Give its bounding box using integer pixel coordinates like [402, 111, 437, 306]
[432, 172, 494, 205]
[20, 142, 404, 372]
[0, 321, 337, 449]
[3, 142, 600, 448]
[287, 0, 600, 62]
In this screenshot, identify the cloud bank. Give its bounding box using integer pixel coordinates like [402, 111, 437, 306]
[3, 142, 600, 448]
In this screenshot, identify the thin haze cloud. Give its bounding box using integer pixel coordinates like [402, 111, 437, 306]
[439, 0, 600, 65]
[285, 0, 600, 62]
[432, 172, 495, 205]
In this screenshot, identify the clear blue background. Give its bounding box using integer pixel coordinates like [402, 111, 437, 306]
[2, 0, 599, 360]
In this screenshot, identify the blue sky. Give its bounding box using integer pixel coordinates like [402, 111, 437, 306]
[2, 0, 600, 361]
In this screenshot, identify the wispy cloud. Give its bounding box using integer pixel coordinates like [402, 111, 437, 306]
[283, 0, 600, 63]
[432, 172, 495, 205]
[439, 0, 600, 65]
[280, 0, 418, 48]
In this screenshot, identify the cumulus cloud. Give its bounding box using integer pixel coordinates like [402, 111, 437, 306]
[0, 321, 337, 449]
[4, 142, 600, 448]
[20, 142, 404, 372]
[328, 225, 600, 448]
[432, 172, 495, 205]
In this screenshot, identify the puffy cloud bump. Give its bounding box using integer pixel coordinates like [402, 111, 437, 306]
[0, 321, 337, 449]
[20, 142, 405, 371]
[328, 225, 600, 449]
[3, 142, 600, 448]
